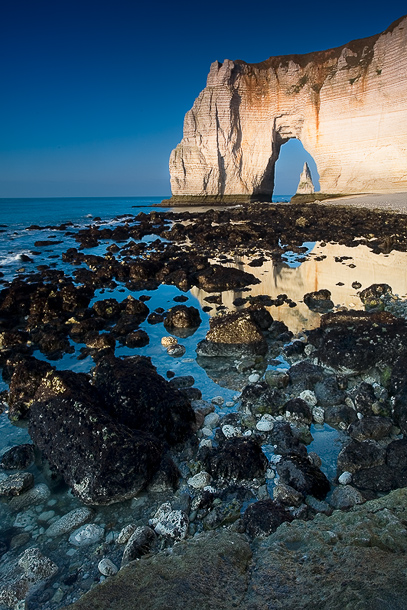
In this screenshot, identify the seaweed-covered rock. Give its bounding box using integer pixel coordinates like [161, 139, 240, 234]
[359, 283, 393, 311]
[6, 356, 54, 420]
[346, 382, 377, 416]
[240, 382, 283, 416]
[196, 309, 267, 358]
[351, 464, 396, 492]
[93, 354, 195, 445]
[386, 439, 407, 487]
[276, 453, 330, 500]
[242, 499, 292, 537]
[164, 305, 201, 330]
[121, 526, 157, 567]
[348, 416, 393, 441]
[268, 422, 308, 458]
[337, 440, 386, 475]
[195, 265, 260, 292]
[28, 380, 164, 505]
[0, 444, 35, 470]
[205, 437, 268, 483]
[303, 289, 334, 312]
[283, 398, 312, 425]
[288, 362, 325, 392]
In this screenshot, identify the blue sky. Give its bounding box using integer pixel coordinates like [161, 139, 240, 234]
[1, 1, 405, 198]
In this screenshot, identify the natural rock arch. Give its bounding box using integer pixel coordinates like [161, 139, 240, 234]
[167, 15, 407, 204]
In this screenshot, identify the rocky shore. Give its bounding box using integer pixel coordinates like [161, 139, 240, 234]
[1, 202, 407, 609]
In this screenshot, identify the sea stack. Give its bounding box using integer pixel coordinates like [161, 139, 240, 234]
[167, 15, 407, 204]
[296, 162, 315, 195]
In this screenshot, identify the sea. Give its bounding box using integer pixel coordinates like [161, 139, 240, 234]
[1, 195, 407, 608]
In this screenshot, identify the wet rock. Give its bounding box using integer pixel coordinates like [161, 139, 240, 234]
[0, 443, 35, 470]
[0, 472, 34, 497]
[264, 370, 289, 389]
[338, 471, 352, 485]
[273, 483, 304, 507]
[205, 437, 268, 483]
[195, 264, 260, 292]
[276, 453, 330, 500]
[188, 471, 212, 489]
[240, 382, 283, 416]
[8, 483, 51, 511]
[330, 485, 366, 510]
[269, 421, 308, 458]
[164, 305, 201, 332]
[348, 416, 393, 441]
[29, 376, 164, 505]
[346, 382, 377, 416]
[69, 523, 105, 547]
[149, 503, 189, 540]
[93, 354, 195, 445]
[324, 404, 358, 427]
[45, 507, 94, 537]
[351, 464, 396, 492]
[242, 499, 292, 538]
[6, 356, 54, 420]
[98, 558, 118, 577]
[256, 414, 274, 432]
[284, 398, 312, 425]
[314, 376, 344, 407]
[303, 289, 334, 312]
[308, 310, 407, 373]
[167, 344, 186, 357]
[169, 375, 195, 389]
[196, 309, 267, 358]
[337, 440, 386, 475]
[288, 361, 325, 392]
[92, 298, 121, 319]
[124, 329, 149, 348]
[359, 283, 393, 310]
[117, 524, 137, 545]
[385, 439, 407, 487]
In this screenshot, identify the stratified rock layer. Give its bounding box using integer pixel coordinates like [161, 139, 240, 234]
[169, 15, 407, 202]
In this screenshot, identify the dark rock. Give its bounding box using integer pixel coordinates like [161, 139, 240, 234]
[303, 289, 334, 312]
[164, 305, 201, 334]
[283, 341, 305, 357]
[288, 362, 325, 392]
[240, 382, 283, 416]
[324, 404, 358, 426]
[196, 309, 267, 358]
[386, 439, 407, 487]
[205, 438, 268, 483]
[147, 312, 165, 324]
[314, 376, 344, 407]
[352, 464, 396, 492]
[195, 265, 260, 292]
[273, 483, 304, 507]
[337, 440, 386, 475]
[347, 382, 377, 416]
[359, 283, 393, 310]
[268, 421, 308, 458]
[121, 296, 149, 321]
[7, 356, 54, 421]
[121, 526, 157, 567]
[168, 376, 195, 389]
[93, 354, 195, 445]
[0, 444, 35, 470]
[28, 391, 164, 505]
[242, 499, 292, 538]
[330, 484, 366, 510]
[124, 330, 149, 348]
[348, 416, 393, 441]
[283, 398, 312, 425]
[276, 453, 330, 500]
[92, 299, 121, 319]
[0, 472, 34, 496]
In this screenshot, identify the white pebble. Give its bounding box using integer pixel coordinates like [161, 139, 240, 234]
[312, 406, 325, 424]
[187, 471, 212, 489]
[199, 439, 212, 449]
[211, 396, 224, 406]
[204, 412, 220, 428]
[256, 417, 274, 432]
[248, 373, 260, 383]
[299, 390, 318, 407]
[221, 425, 241, 438]
[98, 558, 118, 577]
[201, 427, 213, 437]
[338, 471, 352, 485]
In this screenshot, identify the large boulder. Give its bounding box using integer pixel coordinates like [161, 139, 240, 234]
[204, 437, 268, 484]
[28, 387, 164, 505]
[276, 453, 330, 500]
[196, 309, 267, 358]
[93, 354, 195, 445]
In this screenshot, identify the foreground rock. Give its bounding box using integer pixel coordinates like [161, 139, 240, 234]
[64, 489, 407, 610]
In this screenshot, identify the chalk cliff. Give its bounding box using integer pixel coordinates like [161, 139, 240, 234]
[168, 15, 407, 203]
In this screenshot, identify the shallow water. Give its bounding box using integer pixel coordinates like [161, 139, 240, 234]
[1, 196, 407, 609]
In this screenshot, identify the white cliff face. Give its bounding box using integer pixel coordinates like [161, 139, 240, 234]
[169, 15, 407, 201]
[296, 162, 315, 194]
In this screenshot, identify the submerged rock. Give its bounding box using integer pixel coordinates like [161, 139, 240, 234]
[0, 443, 35, 470]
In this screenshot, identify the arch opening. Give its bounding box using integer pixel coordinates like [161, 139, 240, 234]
[272, 138, 320, 201]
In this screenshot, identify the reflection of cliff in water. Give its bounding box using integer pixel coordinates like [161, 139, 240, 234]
[191, 242, 407, 333]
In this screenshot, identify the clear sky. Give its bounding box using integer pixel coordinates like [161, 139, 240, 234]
[1, 1, 406, 198]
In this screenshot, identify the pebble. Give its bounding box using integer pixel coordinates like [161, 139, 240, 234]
[167, 344, 186, 357]
[149, 504, 189, 540]
[9, 484, 51, 511]
[204, 412, 220, 428]
[0, 472, 34, 497]
[199, 439, 212, 449]
[256, 414, 274, 432]
[312, 406, 325, 424]
[117, 524, 137, 545]
[221, 424, 241, 438]
[18, 547, 58, 580]
[211, 396, 224, 406]
[201, 427, 213, 437]
[38, 510, 55, 523]
[46, 507, 94, 537]
[68, 523, 104, 547]
[338, 471, 353, 485]
[225, 401, 234, 408]
[161, 336, 178, 347]
[248, 373, 261, 383]
[98, 558, 118, 577]
[299, 390, 318, 407]
[187, 471, 212, 489]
